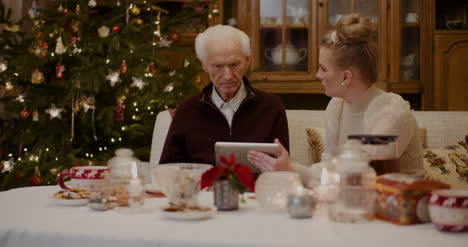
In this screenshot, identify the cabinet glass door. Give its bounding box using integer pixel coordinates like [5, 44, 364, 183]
[258, 0, 310, 72]
[400, 0, 420, 81]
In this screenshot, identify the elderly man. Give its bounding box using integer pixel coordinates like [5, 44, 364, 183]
[159, 25, 289, 166]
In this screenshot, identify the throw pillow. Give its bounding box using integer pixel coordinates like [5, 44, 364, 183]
[305, 128, 324, 163]
[423, 139, 468, 189]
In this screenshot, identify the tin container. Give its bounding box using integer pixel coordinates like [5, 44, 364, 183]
[376, 173, 449, 224]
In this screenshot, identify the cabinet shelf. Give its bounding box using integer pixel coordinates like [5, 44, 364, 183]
[402, 23, 420, 27]
[261, 24, 309, 28]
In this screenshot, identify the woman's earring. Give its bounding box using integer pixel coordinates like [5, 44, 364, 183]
[341, 82, 346, 86]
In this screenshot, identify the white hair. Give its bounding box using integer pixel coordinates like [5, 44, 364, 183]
[195, 25, 251, 62]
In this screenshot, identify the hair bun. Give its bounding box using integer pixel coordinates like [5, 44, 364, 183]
[336, 13, 375, 44]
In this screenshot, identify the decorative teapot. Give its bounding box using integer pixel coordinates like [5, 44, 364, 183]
[264, 43, 307, 65]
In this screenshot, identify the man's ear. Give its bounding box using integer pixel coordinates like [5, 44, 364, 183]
[341, 69, 353, 86]
[201, 61, 209, 73]
[245, 56, 251, 67]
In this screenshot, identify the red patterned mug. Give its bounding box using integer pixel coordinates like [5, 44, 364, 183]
[429, 189, 468, 232]
[57, 166, 110, 192]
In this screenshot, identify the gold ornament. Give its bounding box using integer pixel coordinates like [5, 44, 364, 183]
[5, 81, 14, 92]
[31, 69, 45, 84]
[131, 6, 140, 15]
[135, 17, 143, 25]
[184, 59, 190, 68]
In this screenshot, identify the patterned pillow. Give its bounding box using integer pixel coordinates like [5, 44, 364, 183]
[305, 128, 324, 163]
[423, 139, 468, 189]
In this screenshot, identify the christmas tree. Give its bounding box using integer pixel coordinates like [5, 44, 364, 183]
[0, 0, 211, 190]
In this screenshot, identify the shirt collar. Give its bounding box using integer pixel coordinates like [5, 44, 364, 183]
[211, 80, 247, 111]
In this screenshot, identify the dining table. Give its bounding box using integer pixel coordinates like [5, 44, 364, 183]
[0, 185, 466, 247]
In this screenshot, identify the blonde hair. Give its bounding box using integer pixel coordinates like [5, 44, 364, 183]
[321, 13, 378, 84]
[195, 25, 251, 62]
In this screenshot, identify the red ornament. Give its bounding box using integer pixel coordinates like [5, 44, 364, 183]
[114, 103, 125, 122]
[146, 63, 156, 74]
[29, 175, 43, 186]
[111, 25, 121, 33]
[20, 108, 30, 119]
[170, 32, 180, 42]
[15, 172, 24, 181]
[0, 161, 3, 173]
[56, 63, 65, 78]
[120, 60, 128, 73]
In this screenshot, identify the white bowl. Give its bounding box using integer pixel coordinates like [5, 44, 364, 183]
[153, 163, 212, 205]
[255, 171, 302, 210]
[429, 189, 468, 232]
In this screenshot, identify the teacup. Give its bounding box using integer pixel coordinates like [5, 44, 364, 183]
[256, 171, 302, 210]
[429, 189, 468, 232]
[57, 166, 110, 192]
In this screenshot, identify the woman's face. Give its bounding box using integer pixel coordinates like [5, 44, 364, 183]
[316, 47, 346, 98]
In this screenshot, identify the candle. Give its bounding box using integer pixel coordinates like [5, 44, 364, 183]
[127, 161, 144, 206]
[315, 168, 338, 203]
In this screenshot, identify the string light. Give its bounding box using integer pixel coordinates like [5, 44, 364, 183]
[8, 153, 13, 157]
[45, 148, 49, 152]
[150, 111, 154, 115]
[18, 157, 22, 161]
[14, 73, 18, 76]
[85, 153, 89, 157]
[118, 137, 122, 141]
[90, 154, 94, 158]
[51, 52, 55, 57]
[111, 138, 115, 143]
[135, 108, 139, 112]
[55, 157, 59, 161]
[23, 148, 28, 152]
[132, 115, 136, 120]
[147, 106, 151, 110]
[99, 147, 103, 151]
[133, 102, 137, 107]
[121, 126, 126, 131]
[106, 59, 110, 64]
[104, 146, 108, 150]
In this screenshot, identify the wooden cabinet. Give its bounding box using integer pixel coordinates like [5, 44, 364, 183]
[237, 0, 432, 97]
[433, 33, 468, 110]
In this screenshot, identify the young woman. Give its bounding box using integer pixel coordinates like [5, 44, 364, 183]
[248, 13, 424, 182]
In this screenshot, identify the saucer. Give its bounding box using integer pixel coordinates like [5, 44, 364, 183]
[161, 207, 216, 220]
[50, 196, 89, 206]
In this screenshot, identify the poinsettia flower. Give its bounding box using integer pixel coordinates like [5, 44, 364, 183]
[220, 153, 237, 167]
[200, 166, 225, 190]
[233, 164, 255, 192]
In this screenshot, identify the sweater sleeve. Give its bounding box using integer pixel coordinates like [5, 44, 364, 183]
[364, 93, 416, 159]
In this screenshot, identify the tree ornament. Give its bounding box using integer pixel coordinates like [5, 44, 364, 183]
[76, 4, 81, 15]
[31, 69, 45, 84]
[116, 0, 121, 7]
[115, 103, 126, 122]
[5, 24, 20, 33]
[184, 59, 190, 68]
[58, 4, 64, 12]
[131, 6, 141, 15]
[55, 63, 65, 78]
[55, 37, 67, 55]
[170, 32, 180, 42]
[0, 62, 7, 73]
[120, 60, 128, 73]
[146, 63, 156, 74]
[32, 110, 39, 121]
[45, 104, 64, 119]
[15, 95, 25, 103]
[112, 25, 121, 33]
[169, 70, 176, 77]
[98, 26, 110, 38]
[28, 0, 38, 18]
[105, 71, 121, 87]
[4, 81, 14, 92]
[135, 17, 143, 25]
[157, 38, 172, 47]
[29, 175, 43, 186]
[79, 96, 96, 113]
[130, 77, 148, 90]
[88, 0, 98, 14]
[164, 82, 174, 92]
[20, 108, 30, 119]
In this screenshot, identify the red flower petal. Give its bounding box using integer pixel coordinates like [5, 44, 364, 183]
[234, 164, 255, 192]
[200, 166, 225, 190]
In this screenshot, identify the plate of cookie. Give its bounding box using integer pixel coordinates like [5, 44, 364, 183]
[161, 204, 216, 220]
[51, 188, 91, 206]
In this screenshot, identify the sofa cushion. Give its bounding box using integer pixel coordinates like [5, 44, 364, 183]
[305, 128, 324, 163]
[423, 139, 468, 189]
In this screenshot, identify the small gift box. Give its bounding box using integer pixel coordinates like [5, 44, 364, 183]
[375, 173, 449, 225]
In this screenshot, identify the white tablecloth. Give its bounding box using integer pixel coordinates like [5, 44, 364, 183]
[0, 186, 466, 247]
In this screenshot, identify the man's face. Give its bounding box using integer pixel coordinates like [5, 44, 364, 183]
[202, 42, 250, 102]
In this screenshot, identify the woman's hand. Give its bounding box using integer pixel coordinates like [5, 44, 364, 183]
[247, 139, 292, 172]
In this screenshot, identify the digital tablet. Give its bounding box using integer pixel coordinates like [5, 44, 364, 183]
[214, 142, 280, 173]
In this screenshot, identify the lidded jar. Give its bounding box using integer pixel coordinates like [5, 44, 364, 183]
[328, 140, 377, 223]
[107, 148, 139, 206]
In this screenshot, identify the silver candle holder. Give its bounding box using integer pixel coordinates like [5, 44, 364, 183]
[287, 187, 317, 218]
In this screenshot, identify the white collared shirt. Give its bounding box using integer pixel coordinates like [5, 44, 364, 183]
[211, 81, 247, 127]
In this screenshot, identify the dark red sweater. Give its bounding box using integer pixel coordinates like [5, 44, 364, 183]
[159, 79, 289, 165]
